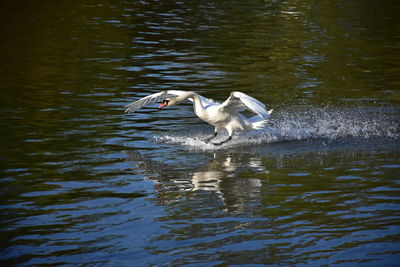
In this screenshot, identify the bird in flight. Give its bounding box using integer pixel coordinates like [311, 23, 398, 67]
[125, 90, 273, 145]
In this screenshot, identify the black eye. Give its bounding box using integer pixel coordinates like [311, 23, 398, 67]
[163, 100, 169, 105]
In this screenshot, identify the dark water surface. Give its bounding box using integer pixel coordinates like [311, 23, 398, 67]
[1, 1, 399, 266]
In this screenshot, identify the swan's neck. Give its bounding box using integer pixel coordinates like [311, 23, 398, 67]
[190, 93, 205, 115]
[179, 91, 205, 114]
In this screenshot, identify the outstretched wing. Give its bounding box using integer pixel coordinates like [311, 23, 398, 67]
[124, 90, 218, 113]
[220, 91, 271, 119]
[124, 91, 168, 113]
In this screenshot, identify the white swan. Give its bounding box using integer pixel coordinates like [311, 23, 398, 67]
[125, 90, 273, 145]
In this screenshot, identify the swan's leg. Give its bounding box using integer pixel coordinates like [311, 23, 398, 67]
[212, 135, 232, 146]
[204, 131, 218, 143]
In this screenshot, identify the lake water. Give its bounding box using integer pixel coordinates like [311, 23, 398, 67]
[1, 1, 399, 266]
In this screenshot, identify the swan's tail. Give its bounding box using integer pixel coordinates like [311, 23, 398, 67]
[250, 109, 273, 130]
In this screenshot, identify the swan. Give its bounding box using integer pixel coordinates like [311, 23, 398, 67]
[125, 90, 273, 145]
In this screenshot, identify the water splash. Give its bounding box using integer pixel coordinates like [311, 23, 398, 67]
[155, 106, 399, 150]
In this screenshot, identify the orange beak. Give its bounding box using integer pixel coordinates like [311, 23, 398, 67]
[159, 100, 169, 108]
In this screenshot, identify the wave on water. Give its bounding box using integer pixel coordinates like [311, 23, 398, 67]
[155, 106, 399, 150]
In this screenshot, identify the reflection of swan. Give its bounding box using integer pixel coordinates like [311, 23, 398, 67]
[190, 153, 266, 192]
[125, 150, 268, 212]
[125, 91, 273, 145]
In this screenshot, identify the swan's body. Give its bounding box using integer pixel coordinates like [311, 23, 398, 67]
[125, 90, 273, 145]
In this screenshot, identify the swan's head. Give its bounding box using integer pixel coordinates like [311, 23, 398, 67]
[158, 97, 180, 109]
